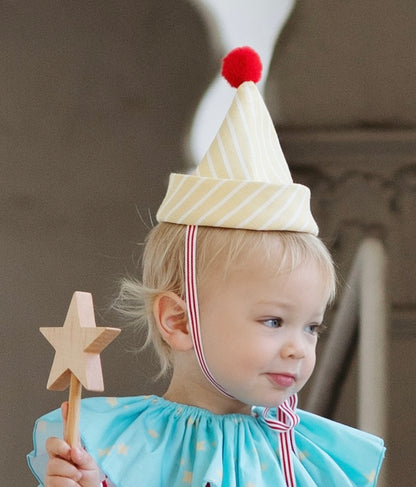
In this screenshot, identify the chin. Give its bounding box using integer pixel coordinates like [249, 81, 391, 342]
[247, 393, 292, 409]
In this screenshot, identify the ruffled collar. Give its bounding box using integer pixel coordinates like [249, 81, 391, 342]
[28, 395, 385, 487]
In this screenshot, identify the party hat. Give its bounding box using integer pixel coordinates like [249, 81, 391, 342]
[157, 46, 318, 235]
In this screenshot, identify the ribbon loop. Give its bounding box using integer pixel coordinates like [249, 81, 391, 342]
[263, 394, 300, 433]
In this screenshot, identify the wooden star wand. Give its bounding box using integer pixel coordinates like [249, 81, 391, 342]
[40, 291, 120, 446]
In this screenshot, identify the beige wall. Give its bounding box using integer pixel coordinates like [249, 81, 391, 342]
[2, 2, 215, 485]
[1, 2, 414, 486]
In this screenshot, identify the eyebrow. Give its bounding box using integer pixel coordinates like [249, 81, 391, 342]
[255, 300, 327, 317]
[255, 299, 294, 308]
[256, 299, 288, 307]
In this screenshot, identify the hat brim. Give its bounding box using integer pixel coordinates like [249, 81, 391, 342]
[157, 173, 318, 234]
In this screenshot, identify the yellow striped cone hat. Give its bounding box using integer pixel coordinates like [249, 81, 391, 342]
[157, 47, 318, 235]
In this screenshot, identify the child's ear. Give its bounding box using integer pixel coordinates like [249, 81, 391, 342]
[153, 292, 193, 351]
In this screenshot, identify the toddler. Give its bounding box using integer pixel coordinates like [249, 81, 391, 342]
[28, 47, 385, 487]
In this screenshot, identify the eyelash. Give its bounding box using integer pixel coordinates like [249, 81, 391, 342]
[306, 324, 327, 337]
[262, 318, 283, 328]
[261, 319, 327, 337]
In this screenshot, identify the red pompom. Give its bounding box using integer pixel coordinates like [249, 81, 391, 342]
[221, 46, 262, 88]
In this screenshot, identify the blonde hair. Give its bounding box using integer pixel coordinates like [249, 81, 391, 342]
[116, 223, 336, 376]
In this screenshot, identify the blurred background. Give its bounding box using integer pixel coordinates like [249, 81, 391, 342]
[1, 1, 414, 485]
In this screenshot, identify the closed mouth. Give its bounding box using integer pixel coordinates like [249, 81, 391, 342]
[266, 373, 296, 388]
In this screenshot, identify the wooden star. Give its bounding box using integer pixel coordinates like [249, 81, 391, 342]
[40, 291, 120, 391]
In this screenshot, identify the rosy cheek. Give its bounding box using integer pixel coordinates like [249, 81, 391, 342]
[307, 356, 317, 377]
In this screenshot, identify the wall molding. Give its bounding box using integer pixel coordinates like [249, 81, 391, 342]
[279, 128, 416, 332]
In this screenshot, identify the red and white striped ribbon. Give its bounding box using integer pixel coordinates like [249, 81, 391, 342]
[263, 394, 299, 487]
[185, 225, 298, 486]
[185, 224, 234, 398]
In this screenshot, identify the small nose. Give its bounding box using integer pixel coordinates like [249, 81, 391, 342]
[280, 334, 306, 360]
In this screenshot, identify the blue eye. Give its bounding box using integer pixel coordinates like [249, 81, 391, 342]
[306, 324, 325, 337]
[263, 318, 283, 329]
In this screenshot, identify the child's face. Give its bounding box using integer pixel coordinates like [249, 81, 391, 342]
[196, 250, 329, 409]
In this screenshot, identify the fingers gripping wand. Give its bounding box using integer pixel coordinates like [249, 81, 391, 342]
[40, 291, 120, 446]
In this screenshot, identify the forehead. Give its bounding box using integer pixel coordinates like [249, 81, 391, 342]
[197, 230, 335, 303]
[199, 231, 301, 276]
[199, 248, 330, 314]
[222, 246, 322, 282]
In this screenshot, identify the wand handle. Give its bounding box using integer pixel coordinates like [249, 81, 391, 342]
[64, 374, 82, 447]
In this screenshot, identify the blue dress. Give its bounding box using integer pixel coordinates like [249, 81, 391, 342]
[27, 395, 385, 486]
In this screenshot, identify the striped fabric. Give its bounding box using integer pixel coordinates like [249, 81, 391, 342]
[157, 81, 318, 235]
[184, 225, 234, 399]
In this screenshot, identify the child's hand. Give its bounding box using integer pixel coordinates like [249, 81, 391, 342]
[44, 402, 100, 487]
[45, 437, 100, 486]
